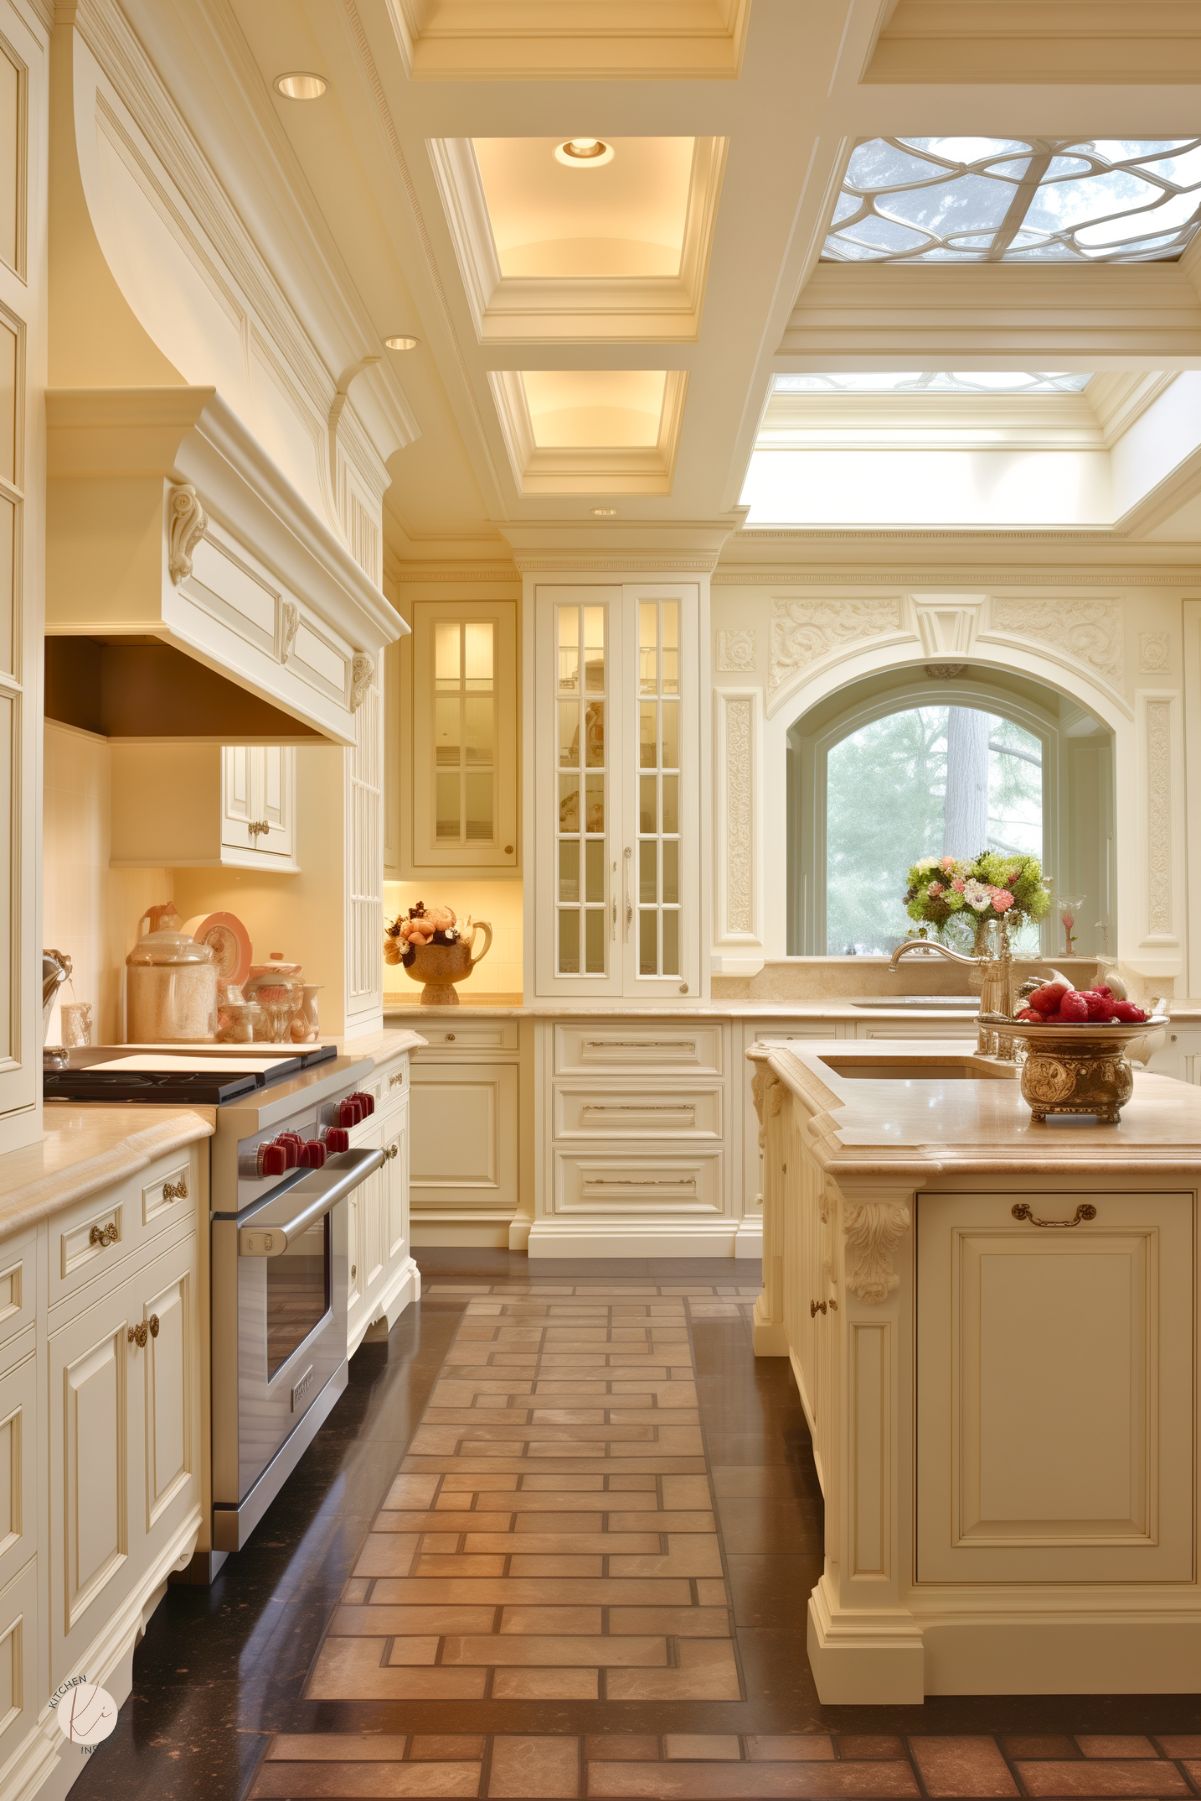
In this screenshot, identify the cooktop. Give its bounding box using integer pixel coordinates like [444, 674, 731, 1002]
[43, 1044, 338, 1105]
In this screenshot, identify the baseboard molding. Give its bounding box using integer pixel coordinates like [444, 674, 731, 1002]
[527, 1219, 742, 1258]
[733, 1218, 762, 1259]
[412, 1218, 513, 1248]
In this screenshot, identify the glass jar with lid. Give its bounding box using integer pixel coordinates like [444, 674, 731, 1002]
[126, 918, 219, 1042]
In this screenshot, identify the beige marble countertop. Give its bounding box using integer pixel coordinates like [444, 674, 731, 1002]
[0, 1105, 216, 1242]
[383, 995, 985, 1022]
[752, 1036, 1201, 1178]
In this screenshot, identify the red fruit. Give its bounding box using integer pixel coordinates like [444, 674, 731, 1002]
[1016, 1007, 1042, 1023]
[1095, 984, 1113, 998]
[1029, 981, 1069, 1014]
[1082, 990, 1115, 1021]
[1058, 991, 1090, 1022]
[1112, 1000, 1149, 1023]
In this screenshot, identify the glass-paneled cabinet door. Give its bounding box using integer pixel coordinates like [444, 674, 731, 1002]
[535, 587, 624, 996]
[623, 585, 700, 997]
[411, 600, 517, 869]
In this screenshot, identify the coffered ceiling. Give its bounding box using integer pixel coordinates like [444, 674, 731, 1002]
[124, 0, 1201, 559]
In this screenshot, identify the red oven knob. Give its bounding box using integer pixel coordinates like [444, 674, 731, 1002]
[337, 1098, 363, 1128]
[325, 1127, 350, 1154]
[275, 1133, 303, 1168]
[351, 1090, 376, 1118]
[257, 1142, 288, 1178]
[301, 1139, 326, 1169]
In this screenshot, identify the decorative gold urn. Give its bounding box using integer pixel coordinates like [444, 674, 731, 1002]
[991, 1017, 1168, 1124]
[401, 921, 493, 1005]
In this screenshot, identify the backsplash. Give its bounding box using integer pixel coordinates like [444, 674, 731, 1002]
[43, 722, 173, 1043]
[383, 878, 523, 998]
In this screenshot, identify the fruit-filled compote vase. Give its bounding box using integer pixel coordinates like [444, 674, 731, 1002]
[1000, 980, 1165, 1122]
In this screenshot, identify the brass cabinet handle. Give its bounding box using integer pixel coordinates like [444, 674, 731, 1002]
[1012, 1202, 1097, 1229]
[162, 1177, 188, 1203]
[149, 1313, 160, 1338]
[127, 1321, 148, 1348]
[350, 1263, 357, 1281]
[388, 1071, 406, 1088]
[810, 1299, 827, 1318]
[248, 819, 271, 838]
[89, 1221, 119, 1249]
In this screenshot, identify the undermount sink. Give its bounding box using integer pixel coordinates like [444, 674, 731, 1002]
[853, 996, 979, 1010]
[818, 1053, 1014, 1082]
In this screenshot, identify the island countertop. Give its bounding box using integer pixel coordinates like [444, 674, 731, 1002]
[750, 1035, 1201, 1178]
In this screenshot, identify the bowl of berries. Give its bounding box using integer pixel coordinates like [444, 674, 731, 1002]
[993, 980, 1167, 1123]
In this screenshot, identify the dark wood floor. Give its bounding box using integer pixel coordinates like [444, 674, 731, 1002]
[72, 1251, 1200, 1800]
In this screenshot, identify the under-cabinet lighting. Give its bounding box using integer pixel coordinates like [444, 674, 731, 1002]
[273, 72, 328, 101]
[591, 507, 618, 517]
[555, 138, 614, 168]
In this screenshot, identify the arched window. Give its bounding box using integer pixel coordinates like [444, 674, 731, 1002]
[787, 670, 1114, 958]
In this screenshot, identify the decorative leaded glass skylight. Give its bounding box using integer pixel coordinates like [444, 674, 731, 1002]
[822, 139, 1201, 263]
[774, 372, 1092, 395]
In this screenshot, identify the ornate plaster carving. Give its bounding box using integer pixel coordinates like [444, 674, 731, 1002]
[750, 1064, 784, 1151]
[1139, 630, 1170, 673]
[989, 597, 1124, 683]
[842, 1199, 911, 1304]
[723, 696, 754, 936]
[717, 628, 756, 673]
[911, 593, 983, 658]
[769, 597, 905, 698]
[351, 652, 376, 711]
[1145, 698, 1173, 936]
[281, 602, 300, 661]
[167, 483, 207, 584]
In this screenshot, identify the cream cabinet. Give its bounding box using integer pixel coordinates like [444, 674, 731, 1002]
[1148, 1023, 1201, 1086]
[110, 743, 298, 871]
[0, 0, 48, 1151]
[389, 598, 519, 876]
[410, 1059, 519, 1239]
[346, 1050, 419, 1354]
[916, 1188, 1196, 1587]
[530, 582, 703, 1001]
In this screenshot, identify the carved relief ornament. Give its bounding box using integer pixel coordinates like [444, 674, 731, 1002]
[167, 483, 207, 584]
[723, 696, 754, 936]
[750, 1065, 784, 1151]
[769, 597, 905, 699]
[716, 628, 756, 673]
[281, 602, 300, 661]
[989, 597, 1123, 683]
[351, 652, 376, 711]
[842, 1198, 911, 1304]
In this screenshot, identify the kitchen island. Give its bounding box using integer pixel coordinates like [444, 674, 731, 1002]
[750, 1038, 1201, 1703]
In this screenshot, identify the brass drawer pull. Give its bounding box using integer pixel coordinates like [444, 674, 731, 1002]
[162, 1177, 188, 1203]
[810, 1299, 827, 1318]
[89, 1221, 119, 1249]
[389, 1071, 406, 1088]
[127, 1320, 148, 1348]
[581, 1103, 694, 1116]
[583, 1039, 694, 1052]
[1012, 1202, 1097, 1229]
[586, 1175, 697, 1190]
[248, 819, 271, 838]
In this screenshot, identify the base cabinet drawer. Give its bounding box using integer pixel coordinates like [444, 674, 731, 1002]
[0, 1557, 39, 1780]
[856, 1020, 977, 1041]
[916, 1189, 1195, 1586]
[0, 1356, 37, 1598]
[554, 1022, 723, 1077]
[0, 1233, 35, 1353]
[416, 1021, 519, 1055]
[555, 1085, 722, 1140]
[553, 1149, 723, 1217]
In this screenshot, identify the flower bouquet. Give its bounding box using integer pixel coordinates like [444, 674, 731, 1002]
[904, 850, 1051, 948]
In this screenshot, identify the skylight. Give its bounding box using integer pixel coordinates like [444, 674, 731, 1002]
[774, 372, 1092, 396]
[823, 138, 1201, 263]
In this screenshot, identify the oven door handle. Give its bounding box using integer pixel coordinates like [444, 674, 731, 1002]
[237, 1147, 385, 1257]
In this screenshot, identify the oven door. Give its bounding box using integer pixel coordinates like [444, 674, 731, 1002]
[211, 1147, 384, 1547]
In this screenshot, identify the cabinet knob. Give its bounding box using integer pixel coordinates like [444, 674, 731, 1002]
[504, 844, 514, 855]
[350, 1264, 357, 1281]
[89, 1221, 119, 1249]
[446, 1032, 456, 1042]
[149, 1313, 161, 1339]
[127, 1320, 149, 1348]
[385, 1141, 400, 1160]
[810, 1299, 827, 1318]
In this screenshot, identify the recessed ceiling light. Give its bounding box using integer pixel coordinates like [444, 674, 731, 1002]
[555, 138, 614, 169]
[591, 507, 618, 518]
[384, 335, 420, 352]
[273, 71, 328, 101]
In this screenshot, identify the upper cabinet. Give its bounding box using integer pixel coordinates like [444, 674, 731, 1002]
[389, 597, 518, 876]
[110, 744, 298, 872]
[0, 0, 47, 1151]
[530, 582, 702, 1002]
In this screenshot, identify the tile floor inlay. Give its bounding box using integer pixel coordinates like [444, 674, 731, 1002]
[69, 1258, 1201, 1801]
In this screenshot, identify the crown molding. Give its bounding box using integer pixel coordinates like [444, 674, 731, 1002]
[713, 565, 1200, 589]
[866, 1, 1201, 85]
[390, 0, 751, 81]
[489, 369, 688, 497]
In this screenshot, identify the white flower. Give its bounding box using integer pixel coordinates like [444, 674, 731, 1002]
[913, 856, 938, 872]
[963, 878, 992, 912]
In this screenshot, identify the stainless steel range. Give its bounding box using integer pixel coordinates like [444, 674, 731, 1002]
[208, 1057, 386, 1559]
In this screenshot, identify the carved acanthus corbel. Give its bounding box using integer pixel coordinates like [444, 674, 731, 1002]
[751, 1064, 785, 1151]
[281, 602, 300, 661]
[167, 483, 207, 584]
[842, 1199, 911, 1304]
[351, 652, 376, 710]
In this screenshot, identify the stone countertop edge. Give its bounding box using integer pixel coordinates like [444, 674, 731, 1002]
[0, 1030, 425, 1239]
[749, 1038, 1201, 1178]
[384, 996, 1201, 1022]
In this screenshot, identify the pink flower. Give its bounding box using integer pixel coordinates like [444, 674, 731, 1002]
[941, 856, 957, 870]
[952, 878, 966, 893]
[992, 889, 1015, 912]
[928, 880, 944, 896]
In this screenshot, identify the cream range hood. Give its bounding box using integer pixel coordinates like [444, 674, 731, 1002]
[46, 385, 402, 744]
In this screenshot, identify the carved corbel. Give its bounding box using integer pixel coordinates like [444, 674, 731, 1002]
[842, 1198, 911, 1304]
[280, 602, 300, 661]
[751, 1063, 785, 1151]
[351, 652, 376, 710]
[167, 483, 207, 584]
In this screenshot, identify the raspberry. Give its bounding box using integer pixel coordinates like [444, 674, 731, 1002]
[1016, 1007, 1042, 1022]
[1082, 991, 1115, 1021]
[1112, 1000, 1148, 1023]
[1029, 981, 1069, 1014]
[1058, 991, 1089, 1022]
